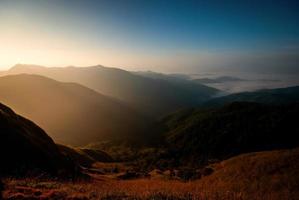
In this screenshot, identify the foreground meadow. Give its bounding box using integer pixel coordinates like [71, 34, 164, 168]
[3, 148, 299, 200]
[3, 175, 296, 200]
[1, 177, 277, 200]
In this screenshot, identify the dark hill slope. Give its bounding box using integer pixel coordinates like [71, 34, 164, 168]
[204, 86, 299, 107]
[58, 144, 113, 167]
[0, 102, 75, 177]
[5, 64, 219, 116]
[0, 74, 156, 146]
[158, 102, 299, 167]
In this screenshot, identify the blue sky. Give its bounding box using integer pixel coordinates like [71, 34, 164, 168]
[0, 0, 298, 73]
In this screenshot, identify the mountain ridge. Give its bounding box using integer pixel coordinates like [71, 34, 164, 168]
[0, 74, 157, 146]
[3, 64, 219, 116]
[0, 102, 77, 177]
[203, 85, 299, 107]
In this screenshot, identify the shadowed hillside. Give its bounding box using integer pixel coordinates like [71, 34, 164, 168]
[141, 102, 299, 169]
[203, 86, 299, 107]
[4, 64, 219, 116]
[81, 102, 299, 170]
[58, 144, 113, 167]
[0, 102, 76, 177]
[0, 74, 157, 146]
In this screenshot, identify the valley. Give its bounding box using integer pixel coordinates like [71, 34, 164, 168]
[0, 66, 298, 199]
[1, 1, 298, 199]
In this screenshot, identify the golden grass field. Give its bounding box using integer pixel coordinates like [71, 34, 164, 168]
[2, 176, 295, 200]
[3, 148, 299, 200]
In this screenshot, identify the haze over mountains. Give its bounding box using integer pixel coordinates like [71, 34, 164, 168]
[0, 64, 299, 199]
[0, 102, 75, 177]
[204, 86, 299, 107]
[190, 72, 299, 93]
[1, 0, 299, 198]
[0, 74, 155, 146]
[2, 64, 219, 116]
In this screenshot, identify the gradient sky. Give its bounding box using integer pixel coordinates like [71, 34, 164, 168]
[0, 0, 298, 73]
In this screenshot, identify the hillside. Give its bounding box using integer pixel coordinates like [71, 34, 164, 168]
[0, 102, 75, 177]
[197, 148, 299, 199]
[4, 64, 219, 116]
[203, 85, 299, 107]
[0, 74, 157, 146]
[150, 102, 299, 168]
[3, 148, 299, 199]
[58, 144, 113, 167]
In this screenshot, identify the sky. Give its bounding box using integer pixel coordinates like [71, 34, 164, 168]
[0, 0, 298, 74]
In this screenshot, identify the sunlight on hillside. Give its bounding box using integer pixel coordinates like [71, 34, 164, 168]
[0, 1, 298, 200]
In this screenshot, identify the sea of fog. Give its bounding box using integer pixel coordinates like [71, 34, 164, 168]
[189, 72, 299, 94]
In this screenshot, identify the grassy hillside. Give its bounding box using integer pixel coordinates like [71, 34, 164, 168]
[204, 85, 299, 107]
[4, 64, 219, 116]
[0, 102, 76, 177]
[82, 102, 299, 169]
[58, 144, 113, 167]
[145, 102, 299, 168]
[3, 148, 299, 199]
[0, 74, 158, 146]
[197, 147, 299, 199]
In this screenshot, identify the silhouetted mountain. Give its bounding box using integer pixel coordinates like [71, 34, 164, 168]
[146, 102, 299, 168]
[0, 102, 76, 177]
[5, 64, 219, 116]
[0, 74, 156, 146]
[204, 86, 299, 107]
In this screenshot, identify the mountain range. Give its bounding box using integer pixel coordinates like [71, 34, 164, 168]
[2, 64, 219, 116]
[0, 74, 156, 146]
[204, 86, 299, 107]
[134, 102, 299, 169]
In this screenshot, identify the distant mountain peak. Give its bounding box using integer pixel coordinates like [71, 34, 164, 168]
[9, 64, 46, 72]
[3, 64, 219, 116]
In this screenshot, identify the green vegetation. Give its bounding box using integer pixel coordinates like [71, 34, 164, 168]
[129, 102, 299, 169]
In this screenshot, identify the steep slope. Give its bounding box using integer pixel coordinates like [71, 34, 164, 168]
[5, 64, 219, 116]
[203, 86, 299, 107]
[157, 102, 299, 167]
[0, 102, 75, 177]
[0, 74, 156, 146]
[198, 148, 299, 199]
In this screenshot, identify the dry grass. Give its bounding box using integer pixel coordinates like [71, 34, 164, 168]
[3, 178, 246, 200]
[2, 176, 296, 200]
[3, 148, 299, 200]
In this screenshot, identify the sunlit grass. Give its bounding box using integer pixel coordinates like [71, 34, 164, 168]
[2, 177, 295, 200]
[3, 148, 299, 200]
